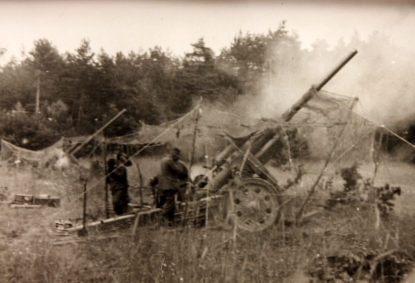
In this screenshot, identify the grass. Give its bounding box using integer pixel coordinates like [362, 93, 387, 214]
[0, 210, 309, 282]
[1, 159, 415, 282]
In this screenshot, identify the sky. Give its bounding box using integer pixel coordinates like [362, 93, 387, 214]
[0, 0, 415, 61]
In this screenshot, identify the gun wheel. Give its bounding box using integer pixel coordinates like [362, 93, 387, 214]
[229, 178, 280, 232]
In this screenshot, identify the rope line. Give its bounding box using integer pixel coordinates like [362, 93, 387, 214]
[352, 112, 415, 149]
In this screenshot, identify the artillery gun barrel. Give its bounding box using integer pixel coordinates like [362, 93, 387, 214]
[208, 50, 358, 192]
[261, 50, 358, 163]
[315, 49, 358, 91]
[215, 143, 242, 167]
[281, 49, 357, 122]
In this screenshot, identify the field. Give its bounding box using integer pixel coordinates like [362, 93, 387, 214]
[1, 157, 415, 283]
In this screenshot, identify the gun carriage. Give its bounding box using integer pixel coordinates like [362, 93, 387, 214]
[179, 50, 358, 232]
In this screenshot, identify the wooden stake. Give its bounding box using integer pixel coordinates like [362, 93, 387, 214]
[183, 104, 201, 226]
[371, 130, 383, 230]
[35, 74, 40, 115]
[83, 183, 87, 227]
[135, 160, 144, 207]
[189, 104, 201, 172]
[78, 182, 89, 237]
[102, 142, 110, 219]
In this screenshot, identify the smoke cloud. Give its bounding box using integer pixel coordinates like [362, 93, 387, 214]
[244, 31, 415, 128]
[220, 30, 415, 163]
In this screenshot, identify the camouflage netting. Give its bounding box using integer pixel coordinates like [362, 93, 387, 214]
[0, 138, 65, 168]
[103, 89, 377, 169]
[293, 90, 377, 168]
[0, 89, 377, 173]
[104, 107, 273, 160]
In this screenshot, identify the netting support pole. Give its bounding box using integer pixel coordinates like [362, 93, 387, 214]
[67, 109, 127, 156]
[189, 103, 202, 175]
[371, 129, 383, 230]
[136, 162, 144, 207]
[102, 142, 110, 219]
[78, 182, 89, 237]
[35, 73, 40, 115]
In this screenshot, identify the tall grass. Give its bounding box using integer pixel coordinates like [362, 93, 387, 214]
[2, 205, 414, 282]
[1, 161, 415, 282]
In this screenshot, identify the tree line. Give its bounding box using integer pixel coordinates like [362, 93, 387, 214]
[0, 22, 412, 150]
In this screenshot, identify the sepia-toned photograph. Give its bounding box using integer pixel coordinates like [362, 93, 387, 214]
[1, 0, 415, 282]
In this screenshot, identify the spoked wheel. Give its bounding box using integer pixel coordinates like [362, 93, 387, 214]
[228, 178, 281, 232]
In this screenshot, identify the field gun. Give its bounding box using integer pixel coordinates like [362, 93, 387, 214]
[53, 51, 358, 237]
[200, 50, 358, 232]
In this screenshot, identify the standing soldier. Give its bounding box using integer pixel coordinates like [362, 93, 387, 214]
[107, 151, 132, 215]
[159, 147, 189, 226]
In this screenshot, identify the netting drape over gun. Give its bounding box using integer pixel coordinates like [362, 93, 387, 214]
[290, 90, 377, 169]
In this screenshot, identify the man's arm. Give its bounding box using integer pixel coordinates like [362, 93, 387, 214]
[162, 158, 187, 176]
[111, 166, 128, 183]
[176, 161, 189, 180]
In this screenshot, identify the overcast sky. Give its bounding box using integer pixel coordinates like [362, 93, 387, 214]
[0, 0, 414, 62]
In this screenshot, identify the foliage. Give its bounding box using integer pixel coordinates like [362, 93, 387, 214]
[0, 107, 59, 149]
[306, 201, 413, 282]
[0, 22, 412, 152]
[325, 163, 368, 209]
[325, 164, 402, 219]
[376, 183, 401, 217]
[308, 235, 412, 282]
[217, 22, 298, 95]
[340, 163, 362, 192]
[271, 127, 310, 168]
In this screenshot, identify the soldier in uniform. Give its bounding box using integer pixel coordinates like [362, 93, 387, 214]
[158, 147, 189, 225]
[107, 151, 132, 215]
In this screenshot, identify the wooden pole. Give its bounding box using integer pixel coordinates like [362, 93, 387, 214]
[371, 129, 383, 230]
[78, 182, 89, 237]
[35, 74, 40, 115]
[135, 160, 144, 207]
[83, 183, 87, 227]
[102, 142, 110, 219]
[76, 90, 85, 130]
[189, 104, 201, 172]
[295, 98, 358, 224]
[183, 105, 201, 226]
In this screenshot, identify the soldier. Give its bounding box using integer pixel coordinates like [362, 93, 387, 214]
[158, 147, 189, 225]
[107, 151, 132, 215]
